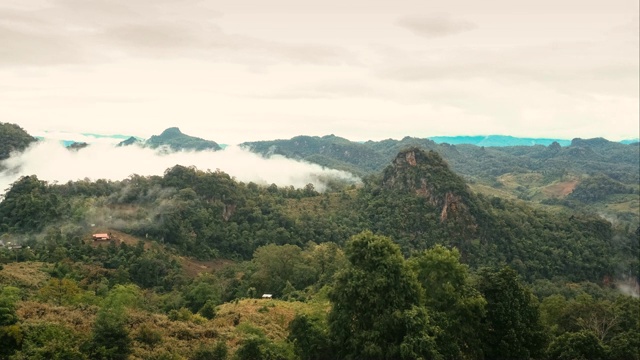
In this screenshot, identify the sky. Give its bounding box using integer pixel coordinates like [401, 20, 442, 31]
[1, 0, 638, 144]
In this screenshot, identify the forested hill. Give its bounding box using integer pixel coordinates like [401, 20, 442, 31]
[242, 135, 639, 181]
[242, 134, 387, 175]
[116, 136, 143, 147]
[0, 123, 36, 161]
[243, 134, 640, 228]
[143, 127, 222, 151]
[358, 148, 637, 282]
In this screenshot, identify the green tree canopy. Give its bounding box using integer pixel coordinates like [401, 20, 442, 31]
[288, 314, 332, 360]
[88, 304, 131, 360]
[409, 245, 486, 359]
[328, 231, 440, 360]
[250, 244, 315, 297]
[0, 122, 36, 162]
[546, 330, 606, 360]
[476, 266, 547, 360]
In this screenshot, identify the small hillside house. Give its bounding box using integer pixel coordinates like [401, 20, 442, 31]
[261, 294, 273, 299]
[92, 233, 111, 241]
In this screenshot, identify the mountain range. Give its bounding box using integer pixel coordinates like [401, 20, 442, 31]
[1, 123, 638, 229]
[34, 130, 640, 148]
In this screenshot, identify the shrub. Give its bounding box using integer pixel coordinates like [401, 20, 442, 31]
[168, 307, 192, 322]
[135, 324, 162, 347]
[198, 300, 217, 320]
[191, 341, 228, 360]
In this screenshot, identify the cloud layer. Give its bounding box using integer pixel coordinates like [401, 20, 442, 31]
[0, 140, 359, 195]
[0, 0, 354, 67]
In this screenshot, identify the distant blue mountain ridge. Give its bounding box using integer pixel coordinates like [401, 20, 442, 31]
[80, 133, 131, 140]
[427, 135, 638, 146]
[428, 135, 573, 147]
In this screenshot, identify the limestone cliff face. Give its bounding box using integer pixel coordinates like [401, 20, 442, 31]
[382, 147, 476, 225]
[440, 192, 467, 223]
[222, 203, 236, 221]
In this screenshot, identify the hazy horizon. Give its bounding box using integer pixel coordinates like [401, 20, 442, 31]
[28, 128, 640, 146]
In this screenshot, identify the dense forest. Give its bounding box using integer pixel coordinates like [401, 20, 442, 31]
[0, 122, 36, 163]
[244, 134, 640, 230]
[0, 123, 638, 359]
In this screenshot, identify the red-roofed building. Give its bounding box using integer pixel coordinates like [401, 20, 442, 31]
[92, 233, 111, 241]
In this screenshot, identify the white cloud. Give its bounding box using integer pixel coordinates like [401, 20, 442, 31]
[0, 0, 355, 67]
[0, 140, 359, 195]
[30, 131, 129, 145]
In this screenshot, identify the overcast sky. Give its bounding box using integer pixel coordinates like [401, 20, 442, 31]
[1, 0, 638, 144]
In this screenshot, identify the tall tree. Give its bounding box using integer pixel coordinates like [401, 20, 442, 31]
[476, 266, 547, 360]
[250, 244, 315, 296]
[87, 286, 135, 360]
[0, 287, 19, 326]
[409, 245, 486, 359]
[546, 330, 607, 360]
[0, 176, 64, 232]
[288, 314, 333, 360]
[0, 286, 22, 358]
[88, 305, 131, 360]
[306, 242, 347, 288]
[328, 231, 440, 360]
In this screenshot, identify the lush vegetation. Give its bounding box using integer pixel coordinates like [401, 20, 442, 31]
[0, 125, 638, 359]
[244, 135, 640, 230]
[0, 231, 637, 359]
[0, 123, 36, 162]
[244, 136, 639, 185]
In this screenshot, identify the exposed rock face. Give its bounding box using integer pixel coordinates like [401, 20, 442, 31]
[440, 192, 461, 222]
[222, 203, 236, 221]
[406, 151, 417, 166]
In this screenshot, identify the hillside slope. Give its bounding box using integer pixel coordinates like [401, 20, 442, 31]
[0, 123, 36, 162]
[243, 135, 640, 227]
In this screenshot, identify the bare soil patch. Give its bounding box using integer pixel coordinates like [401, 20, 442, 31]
[542, 180, 579, 198]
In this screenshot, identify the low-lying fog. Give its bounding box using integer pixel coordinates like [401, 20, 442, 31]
[0, 140, 359, 194]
